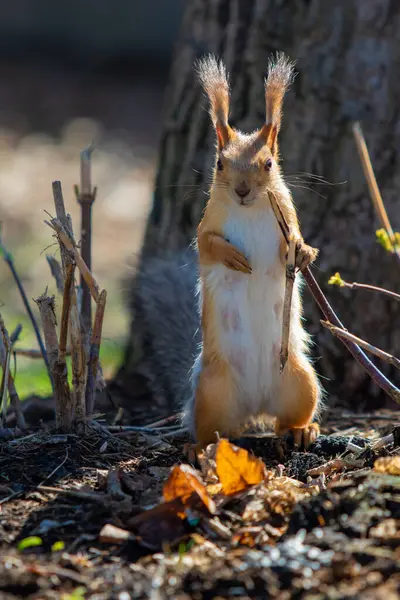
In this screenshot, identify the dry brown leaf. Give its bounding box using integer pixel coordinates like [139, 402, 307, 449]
[374, 456, 400, 475]
[163, 464, 217, 514]
[127, 499, 189, 550]
[215, 439, 266, 495]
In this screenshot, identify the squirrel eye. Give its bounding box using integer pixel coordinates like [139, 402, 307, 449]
[217, 159, 224, 171]
[265, 158, 273, 171]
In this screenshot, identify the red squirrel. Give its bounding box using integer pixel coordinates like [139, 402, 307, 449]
[184, 53, 322, 450]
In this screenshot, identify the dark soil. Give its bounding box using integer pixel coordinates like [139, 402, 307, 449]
[1, 408, 400, 599]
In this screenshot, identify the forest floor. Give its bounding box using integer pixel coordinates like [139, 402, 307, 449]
[1, 408, 400, 599]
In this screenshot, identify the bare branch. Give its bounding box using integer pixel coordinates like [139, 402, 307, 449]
[86, 289, 107, 418]
[46, 218, 100, 304]
[321, 320, 400, 371]
[35, 292, 73, 430]
[280, 238, 296, 372]
[352, 122, 400, 264]
[0, 225, 52, 386]
[268, 191, 400, 405]
[0, 314, 11, 426]
[46, 255, 64, 294]
[59, 263, 75, 362]
[329, 273, 400, 302]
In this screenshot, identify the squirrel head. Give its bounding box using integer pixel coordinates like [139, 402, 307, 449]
[196, 53, 295, 208]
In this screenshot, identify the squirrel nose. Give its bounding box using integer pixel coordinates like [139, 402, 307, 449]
[235, 182, 250, 198]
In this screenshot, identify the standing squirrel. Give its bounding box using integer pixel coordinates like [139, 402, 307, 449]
[183, 53, 322, 450]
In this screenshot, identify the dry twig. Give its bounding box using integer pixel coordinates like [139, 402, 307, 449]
[51, 182, 87, 423]
[280, 237, 296, 371]
[352, 122, 400, 264]
[0, 333, 25, 430]
[268, 191, 400, 405]
[86, 289, 107, 418]
[321, 320, 400, 371]
[46, 218, 100, 304]
[46, 255, 64, 293]
[75, 144, 97, 331]
[0, 314, 12, 425]
[0, 225, 52, 384]
[329, 272, 400, 302]
[35, 292, 73, 430]
[59, 263, 74, 362]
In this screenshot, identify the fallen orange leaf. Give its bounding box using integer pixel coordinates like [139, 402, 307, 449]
[163, 464, 217, 514]
[215, 439, 266, 495]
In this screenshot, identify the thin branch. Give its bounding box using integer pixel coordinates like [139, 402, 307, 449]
[352, 122, 400, 264]
[86, 290, 107, 418]
[46, 255, 64, 294]
[51, 183, 86, 425]
[332, 275, 400, 302]
[46, 218, 100, 303]
[12, 347, 71, 358]
[75, 144, 97, 332]
[69, 281, 86, 423]
[0, 314, 11, 426]
[59, 263, 75, 362]
[321, 320, 400, 371]
[280, 238, 296, 372]
[0, 322, 26, 429]
[0, 225, 52, 386]
[268, 191, 400, 405]
[35, 292, 73, 431]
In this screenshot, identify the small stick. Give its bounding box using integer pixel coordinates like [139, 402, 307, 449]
[307, 458, 363, 477]
[343, 281, 400, 302]
[352, 122, 400, 264]
[109, 425, 185, 434]
[46, 255, 64, 293]
[38, 484, 107, 504]
[280, 238, 296, 372]
[46, 218, 100, 303]
[13, 347, 72, 358]
[10, 324, 22, 345]
[268, 191, 400, 405]
[0, 225, 51, 384]
[35, 293, 73, 430]
[86, 289, 107, 418]
[51, 183, 87, 424]
[69, 290, 86, 423]
[59, 263, 75, 362]
[145, 414, 182, 428]
[0, 314, 11, 426]
[331, 275, 400, 302]
[321, 320, 400, 370]
[75, 144, 97, 332]
[0, 328, 25, 429]
[372, 433, 395, 451]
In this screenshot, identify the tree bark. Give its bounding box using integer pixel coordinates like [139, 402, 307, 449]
[115, 0, 400, 415]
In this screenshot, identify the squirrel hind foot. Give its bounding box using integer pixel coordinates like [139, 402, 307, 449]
[275, 422, 320, 450]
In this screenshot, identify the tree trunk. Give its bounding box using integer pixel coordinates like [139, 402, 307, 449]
[113, 0, 400, 418]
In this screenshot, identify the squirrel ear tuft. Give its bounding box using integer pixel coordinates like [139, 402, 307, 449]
[260, 52, 296, 155]
[195, 54, 233, 149]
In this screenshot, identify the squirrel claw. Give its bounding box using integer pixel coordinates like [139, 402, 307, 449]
[224, 248, 252, 274]
[276, 422, 320, 450]
[294, 240, 319, 272]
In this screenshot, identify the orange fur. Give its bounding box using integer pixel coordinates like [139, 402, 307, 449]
[190, 53, 321, 450]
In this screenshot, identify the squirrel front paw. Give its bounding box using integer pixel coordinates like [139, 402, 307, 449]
[223, 244, 252, 274]
[294, 239, 319, 272]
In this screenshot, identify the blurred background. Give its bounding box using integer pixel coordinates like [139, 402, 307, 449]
[1, 0, 399, 410]
[0, 1, 184, 397]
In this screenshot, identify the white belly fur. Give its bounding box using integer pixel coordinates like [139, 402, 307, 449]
[203, 206, 288, 415]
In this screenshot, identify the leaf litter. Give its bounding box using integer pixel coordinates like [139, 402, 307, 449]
[0, 411, 400, 598]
